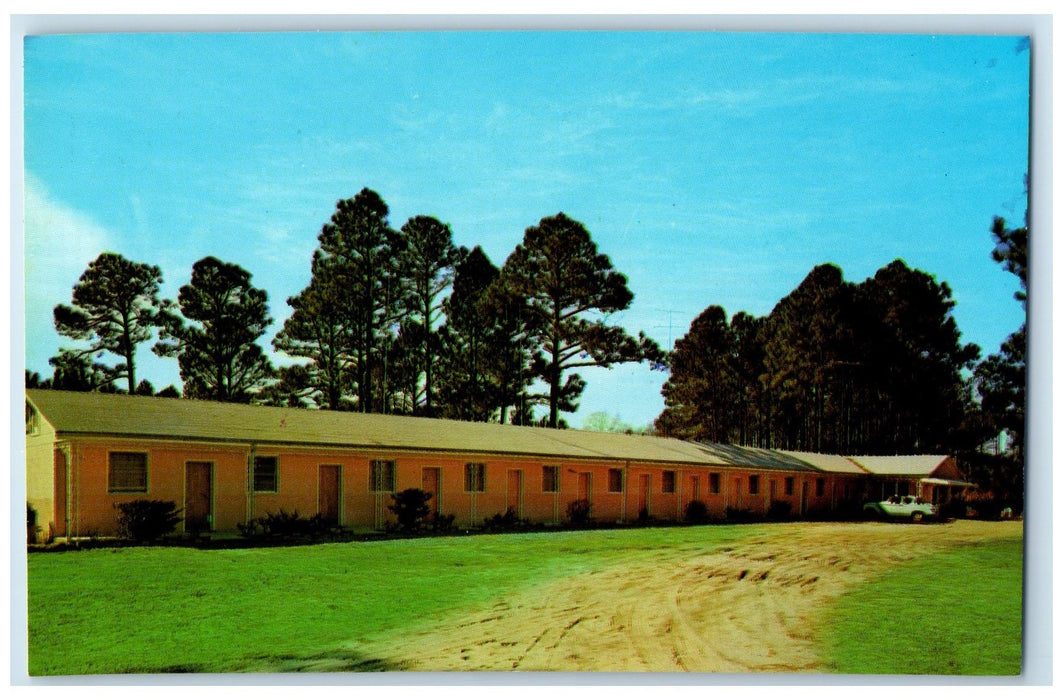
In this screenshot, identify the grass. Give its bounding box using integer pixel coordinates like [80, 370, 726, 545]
[28, 525, 755, 675]
[818, 536, 1024, 675]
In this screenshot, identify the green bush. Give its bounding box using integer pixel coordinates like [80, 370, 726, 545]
[768, 500, 792, 521]
[432, 513, 456, 533]
[684, 499, 709, 524]
[115, 500, 182, 543]
[566, 499, 592, 525]
[937, 498, 968, 520]
[388, 488, 434, 533]
[725, 506, 755, 523]
[238, 510, 334, 540]
[27, 503, 41, 544]
[483, 507, 526, 532]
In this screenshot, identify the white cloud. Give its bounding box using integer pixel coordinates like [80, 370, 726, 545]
[23, 175, 114, 371]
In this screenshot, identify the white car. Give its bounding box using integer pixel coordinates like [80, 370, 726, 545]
[863, 495, 937, 522]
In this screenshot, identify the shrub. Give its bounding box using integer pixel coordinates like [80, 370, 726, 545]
[115, 500, 182, 543]
[768, 500, 792, 521]
[483, 507, 525, 532]
[238, 509, 335, 540]
[388, 488, 434, 533]
[27, 503, 41, 544]
[684, 499, 709, 524]
[432, 513, 456, 533]
[724, 506, 754, 523]
[566, 499, 592, 525]
[961, 494, 1021, 521]
[937, 498, 968, 520]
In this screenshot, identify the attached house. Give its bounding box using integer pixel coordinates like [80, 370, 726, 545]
[845, 454, 974, 504]
[24, 390, 973, 542]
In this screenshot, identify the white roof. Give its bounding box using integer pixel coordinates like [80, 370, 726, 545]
[776, 450, 869, 474]
[849, 454, 951, 477]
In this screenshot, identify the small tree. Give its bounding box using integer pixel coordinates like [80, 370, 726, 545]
[388, 488, 433, 533]
[115, 500, 182, 543]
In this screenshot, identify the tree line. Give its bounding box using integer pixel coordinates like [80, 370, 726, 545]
[654, 211, 1026, 506]
[30, 188, 660, 429]
[29, 184, 1027, 505]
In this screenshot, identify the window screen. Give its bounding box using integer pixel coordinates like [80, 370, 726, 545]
[109, 452, 148, 493]
[542, 465, 559, 493]
[370, 460, 396, 493]
[464, 462, 486, 492]
[254, 456, 279, 492]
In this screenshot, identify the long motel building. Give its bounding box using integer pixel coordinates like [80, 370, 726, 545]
[25, 389, 974, 541]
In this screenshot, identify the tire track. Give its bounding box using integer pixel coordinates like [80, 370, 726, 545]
[354, 521, 1021, 672]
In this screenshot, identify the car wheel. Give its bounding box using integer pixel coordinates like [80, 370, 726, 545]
[911, 512, 924, 523]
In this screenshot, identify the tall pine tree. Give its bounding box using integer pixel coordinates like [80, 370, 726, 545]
[154, 256, 274, 403]
[497, 213, 660, 428]
[53, 252, 165, 394]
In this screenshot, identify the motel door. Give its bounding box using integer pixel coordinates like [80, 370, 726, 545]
[577, 472, 591, 502]
[732, 477, 743, 510]
[185, 462, 213, 532]
[637, 474, 651, 516]
[507, 470, 523, 517]
[800, 481, 810, 516]
[422, 467, 441, 515]
[318, 464, 341, 525]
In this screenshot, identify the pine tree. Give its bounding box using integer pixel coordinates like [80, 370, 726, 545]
[53, 252, 165, 393]
[396, 215, 459, 415]
[154, 256, 274, 403]
[497, 213, 661, 428]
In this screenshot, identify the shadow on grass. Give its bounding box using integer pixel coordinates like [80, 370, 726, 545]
[143, 650, 403, 674]
[228, 649, 405, 673]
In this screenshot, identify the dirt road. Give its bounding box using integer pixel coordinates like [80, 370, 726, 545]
[356, 520, 1021, 673]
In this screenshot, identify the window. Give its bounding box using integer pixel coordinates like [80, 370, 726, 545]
[785, 477, 795, 496]
[542, 465, 560, 493]
[816, 478, 825, 497]
[370, 460, 396, 493]
[254, 456, 279, 493]
[662, 470, 676, 494]
[607, 468, 623, 493]
[465, 462, 486, 492]
[109, 452, 148, 493]
[709, 473, 721, 495]
[748, 475, 760, 495]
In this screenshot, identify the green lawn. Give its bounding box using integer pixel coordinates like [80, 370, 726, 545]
[818, 537, 1024, 675]
[28, 525, 1025, 676]
[28, 526, 754, 675]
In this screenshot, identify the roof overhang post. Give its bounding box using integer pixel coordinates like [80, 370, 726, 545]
[246, 444, 256, 525]
[55, 442, 73, 543]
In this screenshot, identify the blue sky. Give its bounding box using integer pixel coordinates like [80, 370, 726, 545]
[21, 30, 1030, 428]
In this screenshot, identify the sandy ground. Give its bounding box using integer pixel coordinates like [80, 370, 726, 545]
[328, 520, 1022, 673]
